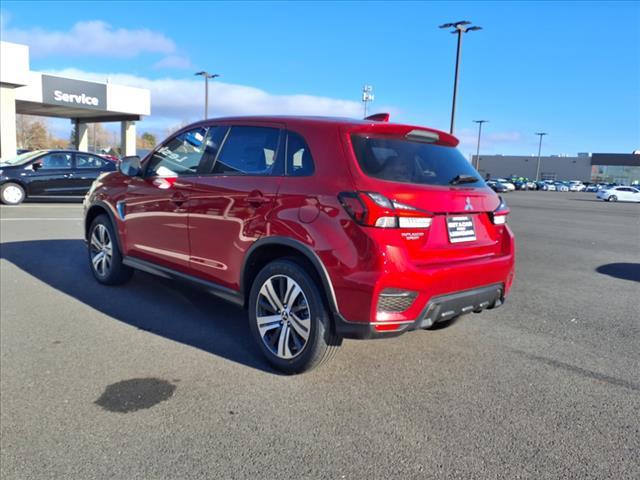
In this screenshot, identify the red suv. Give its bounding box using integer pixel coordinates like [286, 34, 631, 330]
[84, 115, 515, 373]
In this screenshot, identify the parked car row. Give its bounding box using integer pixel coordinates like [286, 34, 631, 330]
[0, 150, 118, 205]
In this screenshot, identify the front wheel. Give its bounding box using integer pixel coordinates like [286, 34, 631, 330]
[248, 259, 341, 374]
[1, 183, 25, 205]
[88, 214, 133, 285]
[608, 195, 618, 202]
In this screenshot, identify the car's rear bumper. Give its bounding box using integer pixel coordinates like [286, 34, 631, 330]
[334, 283, 505, 339]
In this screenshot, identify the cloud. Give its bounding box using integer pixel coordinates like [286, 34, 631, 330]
[1, 20, 176, 58]
[44, 69, 369, 134]
[153, 55, 192, 70]
[456, 128, 524, 155]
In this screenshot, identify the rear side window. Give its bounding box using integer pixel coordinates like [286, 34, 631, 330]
[76, 154, 106, 169]
[146, 127, 208, 177]
[286, 131, 314, 176]
[351, 135, 484, 187]
[212, 126, 282, 176]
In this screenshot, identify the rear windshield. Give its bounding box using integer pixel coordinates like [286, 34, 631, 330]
[351, 135, 484, 187]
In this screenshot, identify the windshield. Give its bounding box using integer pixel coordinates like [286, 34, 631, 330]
[351, 135, 484, 187]
[1, 151, 44, 166]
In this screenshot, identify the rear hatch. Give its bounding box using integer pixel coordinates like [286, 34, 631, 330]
[341, 123, 508, 265]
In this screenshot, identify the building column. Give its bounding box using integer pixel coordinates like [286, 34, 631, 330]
[0, 85, 17, 159]
[75, 121, 89, 151]
[121, 121, 136, 157]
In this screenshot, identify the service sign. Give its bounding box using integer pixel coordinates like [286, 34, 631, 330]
[42, 75, 106, 111]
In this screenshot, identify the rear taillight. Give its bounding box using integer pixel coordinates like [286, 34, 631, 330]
[338, 192, 432, 228]
[490, 196, 510, 225]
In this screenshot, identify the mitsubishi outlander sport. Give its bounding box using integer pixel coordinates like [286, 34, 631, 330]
[83, 115, 516, 373]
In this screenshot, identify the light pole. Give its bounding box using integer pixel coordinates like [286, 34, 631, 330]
[473, 119, 488, 170]
[439, 21, 482, 134]
[535, 132, 548, 181]
[362, 85, 374, 118]
[194, 71, 220, 119]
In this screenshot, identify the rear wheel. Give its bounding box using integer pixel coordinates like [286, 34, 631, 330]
[248, 259, 341, 374]
[608, 195, 618, 202]
[1, 183, 25, 205]
[88, 214, 133, 285]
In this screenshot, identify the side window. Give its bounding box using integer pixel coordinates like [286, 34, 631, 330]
[76, 154, 106, 169]
[198, 126, 229, 174]
[37, 153, 72, 170]
[211, 126, 281, 176]
[286, 131, 314, 176]
[146, 127, 208, 177]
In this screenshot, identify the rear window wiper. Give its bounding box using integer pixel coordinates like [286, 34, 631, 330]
[449, 174, 479, 185]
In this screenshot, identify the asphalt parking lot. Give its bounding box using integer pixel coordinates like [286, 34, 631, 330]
[1, 192, 638, 479]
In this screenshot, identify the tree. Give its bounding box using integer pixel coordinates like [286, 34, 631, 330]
[137, 132, 157, 149]
[16, 115, 50, 149]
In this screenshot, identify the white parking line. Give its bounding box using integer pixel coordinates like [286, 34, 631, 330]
[0, 218, 82, 221]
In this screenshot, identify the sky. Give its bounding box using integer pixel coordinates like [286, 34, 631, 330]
[1, 0, 639, 157]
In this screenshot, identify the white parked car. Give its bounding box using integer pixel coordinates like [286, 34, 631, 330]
[596, 186, 640, 202]
[569, 181, 586, 192]
[496, 178, 516, 191]
[542, 181, 556, 191]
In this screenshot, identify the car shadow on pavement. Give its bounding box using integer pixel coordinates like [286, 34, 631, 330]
[0, 239, 277, 373]
[596, 263, 640, 282]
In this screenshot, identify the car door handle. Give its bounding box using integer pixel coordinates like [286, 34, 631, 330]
[63, 173, 73, 178]
[170, 192, 187, 205]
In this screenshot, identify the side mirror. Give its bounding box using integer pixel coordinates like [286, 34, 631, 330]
[119, 156, 141, 177]
[32, 162, 42, 171]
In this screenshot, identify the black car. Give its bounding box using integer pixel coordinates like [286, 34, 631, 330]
[486, 180, 509, 193]
[0, 150, 117, 205]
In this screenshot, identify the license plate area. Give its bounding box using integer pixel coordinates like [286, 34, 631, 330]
[447, 215, 476, 243]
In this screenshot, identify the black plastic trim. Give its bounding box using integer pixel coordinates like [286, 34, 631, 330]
[334, 283, 505, 339]
[241, 237, 340, 315]
[123, 256, 244, 307]
[84, 200, 123, 253]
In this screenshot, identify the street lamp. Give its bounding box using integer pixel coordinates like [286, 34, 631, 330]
[535, 132, 548, 181]
[194, 71, 220, 119]
[473, 120, 488, 170]
[362, 85, 374, 118]
[439, 20, 482, 134]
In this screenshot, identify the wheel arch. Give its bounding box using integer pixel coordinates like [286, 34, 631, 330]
[84, 201, 123, 252]
[241, 237, 340, 319]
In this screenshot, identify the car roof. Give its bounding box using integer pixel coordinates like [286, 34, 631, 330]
[184, 115, 459, 146]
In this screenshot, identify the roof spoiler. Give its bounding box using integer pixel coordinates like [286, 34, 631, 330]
[364, 113, 390, 122]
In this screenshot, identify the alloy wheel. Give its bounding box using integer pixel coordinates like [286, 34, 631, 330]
[90, 224, 113, 277]
[256, 275, 311, 360]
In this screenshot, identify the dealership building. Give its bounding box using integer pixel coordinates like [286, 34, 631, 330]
[472, 153, 640, 185]
[0, 41, 150, 159]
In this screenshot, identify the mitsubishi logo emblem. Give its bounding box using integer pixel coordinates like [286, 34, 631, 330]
[465, 197, 473, 211]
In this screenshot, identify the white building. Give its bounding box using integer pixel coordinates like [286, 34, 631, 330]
[0, 41, 150, 159]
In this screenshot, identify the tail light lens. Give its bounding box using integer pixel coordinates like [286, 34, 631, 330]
[338, 191, 432, 228]
[490, 196, 510, 225]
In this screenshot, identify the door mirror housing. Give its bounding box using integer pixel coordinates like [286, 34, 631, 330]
[31, 162, 42, 171]
[119, 156, 141, 177]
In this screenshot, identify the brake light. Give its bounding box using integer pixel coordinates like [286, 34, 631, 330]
[490, 196, 510, 225]
[338, 192, 432, 228]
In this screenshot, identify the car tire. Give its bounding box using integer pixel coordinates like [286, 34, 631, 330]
[608, 195, 617, 202]
[248, 258, 341, 374]
[1, 182, 25, 205]
[88, 214, 133, 285]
